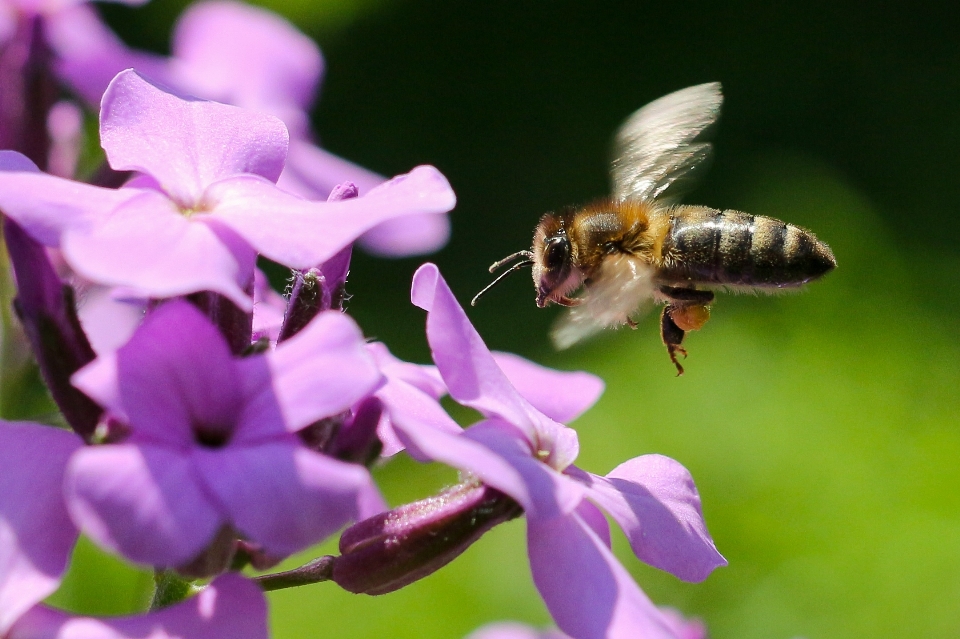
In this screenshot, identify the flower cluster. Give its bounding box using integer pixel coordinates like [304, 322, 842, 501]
[0, 2, 725, 639]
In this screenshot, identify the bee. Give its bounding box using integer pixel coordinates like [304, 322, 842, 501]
[472, 82, 836, 375]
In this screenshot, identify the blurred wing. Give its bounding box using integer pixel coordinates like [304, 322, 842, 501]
[611, 82, 723, 204]
[551, 254, 655, 349]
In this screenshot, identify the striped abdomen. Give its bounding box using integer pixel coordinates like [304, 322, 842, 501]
[658, 207, 836, 288]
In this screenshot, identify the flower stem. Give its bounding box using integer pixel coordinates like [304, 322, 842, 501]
[253, 555, 335, 592]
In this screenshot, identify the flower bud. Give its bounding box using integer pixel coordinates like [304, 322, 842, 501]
[277, 182, 357, 342]
[332, 481, 522, 595]
[3, 217, 101, 437]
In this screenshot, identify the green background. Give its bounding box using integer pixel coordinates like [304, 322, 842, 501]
[44, 1, 960, 638]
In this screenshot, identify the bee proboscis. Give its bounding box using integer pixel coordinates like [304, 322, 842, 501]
[472, 82, 837, 375]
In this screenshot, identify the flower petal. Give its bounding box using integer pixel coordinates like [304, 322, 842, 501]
[195, 441, 374, 556]
[171, 0, 322, 122]
[0, 423, 81, 635]
[207, 165, 455, 269]
[61, 194, 253, 309]
[0, 170, 142, 247]
[100, 70, 289, 206]
[368, 342, 446, 399]
[7, 572, 267, 639]
[117, 301, 242, 447]
[573, 455, 726, 582]
[411, 264, 549, 435]
[373, 371, 463, 460]
[278, 139, 384, 199]
[237, 311, 381, 437]
[65, 444, 223, 567]
[466, 623, 569, 639]
[281, 143, 452, 257]
[491, 352, 604, 423]
[71, 352, 125, 423]
[464, 420, 585, 519]
[46, 6, 171, 106]
[527, 511, 680, 639]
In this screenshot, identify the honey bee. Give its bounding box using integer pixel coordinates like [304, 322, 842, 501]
[472, 82, 836, 375]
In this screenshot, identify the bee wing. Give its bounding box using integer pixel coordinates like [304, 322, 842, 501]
[611, 82, 723, 205]
[551, 254, 656, 349]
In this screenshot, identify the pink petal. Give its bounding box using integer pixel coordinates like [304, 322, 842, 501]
[252, 269, 286, 342]
[491, 352, 604, 423]
[7, 573, 267, 639]
[463, 420, 585, 519]
[74, 284, 144, 355]
[207, 165, 455, 269]
[0, 171, 143, 247]
[466, 623, 569, 639]
[100, 70, 289, 207]
[237, 311, 381, 437]
[46, 6, 171, 106]
[373, 371, 463, 461]
[368, 342, 446, 399]
[195, 441, 373, 556]
[71, 353, 125, 423]
[0, 423, 81, 634]
[60, 193, 253, 309]
[527, 511, 680, 639]
[65, 444, 223, 567]
[0, 150, 39, 172]
[410, 264, 545, 436]
[171, 1, 322, 122]
[117, 301, 243, 447]
[279, 139, 385, 200]
[658, 608, 707, 639]
[574, 455, 726, 583]
[281, 142, 451, 257]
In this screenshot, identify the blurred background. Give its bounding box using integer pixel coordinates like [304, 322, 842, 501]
[45, 1, 960, 638]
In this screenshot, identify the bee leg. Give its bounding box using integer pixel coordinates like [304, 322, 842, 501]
[625, 317, 638, 329]
[657, 285, 715, 307]
[553, 295, 582, 307]
[660, 306, 688, 376]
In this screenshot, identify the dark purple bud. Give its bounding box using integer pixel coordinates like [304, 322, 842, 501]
[277, 182, 357, 343]
[326, 396, 383, 466]
[3, 217, 101, 439]
[332, 482, 522, 595]
[183, 290, 252, 356]
[0, 17, 57, 170]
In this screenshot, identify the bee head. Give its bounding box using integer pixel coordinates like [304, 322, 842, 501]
[532, 213, 580, 308]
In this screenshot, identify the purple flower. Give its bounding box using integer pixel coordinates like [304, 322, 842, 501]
[67, 300, 384, 568]
[6, 573, 267, 639]
[465, 622, 569, 639]
[49, 0, 449, 256]
[464, 608, 706, 639]
[0, 422, 81, 635]
[0, 70, 456, 308]
[393, 263, 725, 639]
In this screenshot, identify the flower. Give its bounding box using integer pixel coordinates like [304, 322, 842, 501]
[6, 573, 267, 639]
[48, 0, 449, 256]
[0, 421, 81, 635]
[0, 70, 456, 309]
[364, 263, 725, 639]
[66, 300, 384, 568]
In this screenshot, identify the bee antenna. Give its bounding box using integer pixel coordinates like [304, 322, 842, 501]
[488, 250, 535, 273]
[471, 260, 534, 306]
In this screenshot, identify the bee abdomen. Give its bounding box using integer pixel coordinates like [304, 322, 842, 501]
[661, 208, 836, 288]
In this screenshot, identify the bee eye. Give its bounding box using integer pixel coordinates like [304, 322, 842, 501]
[544, 236, 570, 270]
